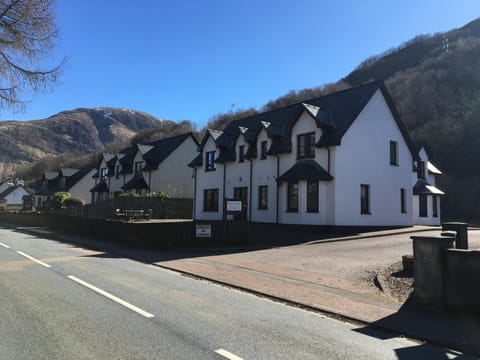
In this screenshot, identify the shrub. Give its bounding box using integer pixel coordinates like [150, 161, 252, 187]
[51, 192, 71, 209]
[63, 197, 84, 208]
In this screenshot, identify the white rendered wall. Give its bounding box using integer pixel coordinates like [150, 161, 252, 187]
[276, 111, 332, 225]
[333, 89, 413, 226]
[194, 136, 224, 220]
[109, 158, 124, 195]
[250, 129, 278, 223]
[4, 186, 30, 205]
[68, 169, 96, 204]
[147, 137, 197, 198]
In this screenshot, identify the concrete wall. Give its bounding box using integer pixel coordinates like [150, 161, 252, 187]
[412, 234, 480, 314]
[443, 249, 480, 313]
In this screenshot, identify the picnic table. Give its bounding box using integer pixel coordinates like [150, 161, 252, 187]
[114, 208, 152, 221]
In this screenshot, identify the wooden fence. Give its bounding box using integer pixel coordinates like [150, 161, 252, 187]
[52, 197, 193, 220]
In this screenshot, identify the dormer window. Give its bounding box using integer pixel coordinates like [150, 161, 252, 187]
[260, 141, 268, 159]
[134, 161, 143, 174]
[418, 161, 425, 179]
[206, 151, 216, 171]
[297, 132, 315, 159]
[100, 167, 108, 180]
[238, 145, 245, 163]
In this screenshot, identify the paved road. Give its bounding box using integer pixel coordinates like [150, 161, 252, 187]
[0, 227, 474, 359]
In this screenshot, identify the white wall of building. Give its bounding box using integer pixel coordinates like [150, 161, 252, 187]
[147, 136, 197, 198]
[4, 186, 30, 205]
[194, 136, 224, 220]
[69, 169, 96, 204]
[333, 89, 413, 226]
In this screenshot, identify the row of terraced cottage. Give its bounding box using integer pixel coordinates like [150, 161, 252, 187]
[30, 81, 444, 226]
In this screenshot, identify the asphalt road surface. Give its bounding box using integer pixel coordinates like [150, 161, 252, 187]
[0, 227, 475, 359]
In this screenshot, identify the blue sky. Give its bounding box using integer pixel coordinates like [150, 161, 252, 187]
[2, 0, 479, 127]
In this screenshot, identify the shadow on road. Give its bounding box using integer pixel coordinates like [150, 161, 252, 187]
[353, 295, 480, 358]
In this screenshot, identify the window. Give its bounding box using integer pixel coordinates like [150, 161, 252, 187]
[287, 181, 299, 212]
[116, 165, 121, 179]
[432, 196, 438, 218]
[297, 132, 315, 159]
[100, 167, 108, 180]
[400, 188, 407, 213]
[238, 145, 245, 163]
[258, 185, 268, 210]
[260, 141, 268, 159]
[134, 161, 143, 174]
[205, 151, 216, 171]
[360, 184, 370, 214]
[419, 194, 428, 217]
[390, 141, 398, 165]
[204, 189, 219, 212]
[417, 161, 425, 180]
[307, 181, 319, 213]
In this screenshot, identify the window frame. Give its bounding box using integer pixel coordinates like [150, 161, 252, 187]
[360, 184, 370, 215]
[297, 132, 316, 159]
[205, 151, 216, 172]
[432, 195, 438, 218]
[258, 185, 268, 210]
[203, 188, 219, 212]
[390, 141, 398, 166]
[417, 161, 426, 180]
[287, 181, 299, 212]
[419, 194, 428, 217]
[400, 188, 407, 214]
[116, 165, 121, 179]
[238, 145, 245, 163]
[260, 141, 268, 160]
[134, 161, 143, 174]
[306, 180, 319, 213]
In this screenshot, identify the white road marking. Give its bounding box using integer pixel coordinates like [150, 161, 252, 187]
[67, 275, 155, 318]
[214, 349, 245, 360]
[0, 242, 10, 248]
[16, 251, 52, 268]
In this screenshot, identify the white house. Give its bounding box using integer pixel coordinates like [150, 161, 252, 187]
[34, 166, 96, 207]
[0, 180, 31, 206]
[189, 81, 444, 227]
[90, 133, 198, 203]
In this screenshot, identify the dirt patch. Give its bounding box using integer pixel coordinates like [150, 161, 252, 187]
[372, 261, 413, 303]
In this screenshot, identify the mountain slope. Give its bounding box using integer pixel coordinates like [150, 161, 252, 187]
[0, 107, 161, 176]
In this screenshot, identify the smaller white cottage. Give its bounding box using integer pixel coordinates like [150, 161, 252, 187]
[0, 179, 31, 207]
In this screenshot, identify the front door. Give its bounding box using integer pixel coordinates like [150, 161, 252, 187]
[233, 187, 248, 220]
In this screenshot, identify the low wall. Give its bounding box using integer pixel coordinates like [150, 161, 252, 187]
[443, 249, 480, 313]
[0, 213, 248, 249]
[412, 234, 480, 314]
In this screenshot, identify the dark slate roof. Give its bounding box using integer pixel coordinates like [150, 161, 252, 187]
[215, 148, 236, 163]
[90, 181, 109, 193]
[122, 176, 149, 190]
[118, 146, 138, 174]
[413, 179, 445, 195]
[65, 166, 95, 191]
[277, 159, 333, 182]
[196, 81, 420, 162]
[188, 154, 202, 168]
[143, 133, 197, 171]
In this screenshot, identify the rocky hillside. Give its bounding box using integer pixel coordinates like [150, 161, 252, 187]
[0, 107, 161, 177]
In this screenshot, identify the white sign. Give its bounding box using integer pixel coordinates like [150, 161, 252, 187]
[226, 200, 242, 212]
[196, 224, 212, 238]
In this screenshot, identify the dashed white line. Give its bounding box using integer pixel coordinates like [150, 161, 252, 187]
[0, 242, 10, 248]
[214, 349, 245, 360]
[67, 275, 155, 318]
[16, 251, 52, 268]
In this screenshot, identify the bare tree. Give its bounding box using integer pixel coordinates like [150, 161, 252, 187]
[0, 0, 64, 110]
